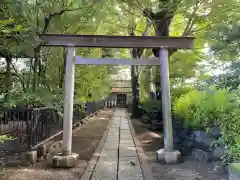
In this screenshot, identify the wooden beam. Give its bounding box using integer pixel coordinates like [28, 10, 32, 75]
[39, 34, 194, 49]
[74, 57, 160, 66]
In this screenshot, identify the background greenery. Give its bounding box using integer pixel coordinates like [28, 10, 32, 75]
[0, 0, 240, 160]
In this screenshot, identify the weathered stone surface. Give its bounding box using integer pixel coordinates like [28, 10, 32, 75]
[119, 157, 141, 174]
[91, 170, 117, 180]
[211, 161, 227, 174]
[157, 149, 181, 164]
[212, 146, 227, 161]
[192, 130, 213, 148]
[118, 172, 143, 180]
[210, 126, 221, 139]
[81, 109, 144, 180]
[52, 153, 79, 168]
[120, 140, 134, 146]
[105, 136, 119, 142]
[100, 149, 118, 158]
[121, 134, 132, 140]
[25, 150, 38, 164]
[103, 143, 118, 150]
[119, 146, 137, 157]
[229, 163, 240, 180]
[190, 148, 209, 162]
[80, 170, 93, 180]
[120, 130, 131, 135]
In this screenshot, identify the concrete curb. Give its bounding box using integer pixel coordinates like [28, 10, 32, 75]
[126, 112, 154, 180]
[80, 109, 114, 180]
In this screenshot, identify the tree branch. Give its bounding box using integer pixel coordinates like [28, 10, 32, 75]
[182, 0, 203, 36]
[42, 6, 83, 33]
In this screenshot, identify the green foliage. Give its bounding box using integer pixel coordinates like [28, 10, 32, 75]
[173, 87, 240, 161]
[141, 100, 161, 113]
[0, 135, 15, 143]
[139, 67, 148, 103]
[171, 85, 194, 103]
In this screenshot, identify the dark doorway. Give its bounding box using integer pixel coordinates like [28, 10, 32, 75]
[116, 93, 127, 107]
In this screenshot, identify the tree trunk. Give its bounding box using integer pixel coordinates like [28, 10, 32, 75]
[4, 56, 12, 101]
[131, 65, 141, 118]
[147, 66, 156, 100]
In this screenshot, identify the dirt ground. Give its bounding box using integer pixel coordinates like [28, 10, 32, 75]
[131, 118, 229, 180]
[0, 109, 113, 180]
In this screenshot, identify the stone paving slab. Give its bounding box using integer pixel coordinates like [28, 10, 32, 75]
[81, 109, 144, 180]
[119, 146, 138, 157]
[120, 134, 132, 140]
[120, 139, 134, 145]
[81, 170, 93, 180]
[119, 157, 142, 173]
[103, 143, 118, 150]
[120, 130, 131, 134]
[101, 148, 118, 155]
[105, 136, 119, 142]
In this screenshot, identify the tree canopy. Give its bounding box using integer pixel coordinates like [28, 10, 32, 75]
[0, 0, 239, 107]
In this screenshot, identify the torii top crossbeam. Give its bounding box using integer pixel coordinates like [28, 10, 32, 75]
[39, 34, 194, 49]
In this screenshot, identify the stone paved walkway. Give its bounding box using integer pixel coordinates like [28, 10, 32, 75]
[80, 109, 144, 180]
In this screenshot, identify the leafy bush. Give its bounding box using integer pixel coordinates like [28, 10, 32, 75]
[0, 88, 64, 108]
[173, 86, 240, 161]
[0, 135, 15, 143]
[171, 86, 194, 103]
[141, 100, 161, 113]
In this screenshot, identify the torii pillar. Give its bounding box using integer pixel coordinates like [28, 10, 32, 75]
[156, 48, 181, 164]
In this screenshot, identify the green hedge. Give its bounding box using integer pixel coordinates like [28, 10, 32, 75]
[173, 86, 240, 162]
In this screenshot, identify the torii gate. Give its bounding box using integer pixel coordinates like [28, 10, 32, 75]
[39, 34, 194, 167]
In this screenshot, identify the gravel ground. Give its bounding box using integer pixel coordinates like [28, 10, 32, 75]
[131, 118, 229, 180]
[0, 109, 114, 180]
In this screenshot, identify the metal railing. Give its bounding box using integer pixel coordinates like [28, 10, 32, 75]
[0, 97, 108, 155]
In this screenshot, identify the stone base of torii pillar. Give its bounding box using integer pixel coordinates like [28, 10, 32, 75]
[156, 48, 181, 164]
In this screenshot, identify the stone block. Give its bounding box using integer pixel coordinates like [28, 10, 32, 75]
[211, 161, 227, 174]
[156, 149, 181, 164]
[25, 150, 38, 164]
[210, 126, 221, 139]
[52, 153, 79, 168]
[190, 148, 209, 162]
[229, 163, 240, 180]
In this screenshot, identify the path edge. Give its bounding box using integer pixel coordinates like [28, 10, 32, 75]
[126, 112, 154, 180]
[80, 109, 114, 180]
